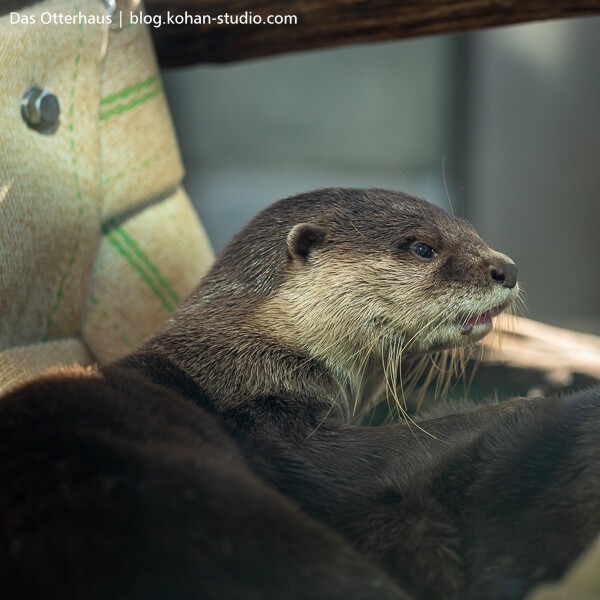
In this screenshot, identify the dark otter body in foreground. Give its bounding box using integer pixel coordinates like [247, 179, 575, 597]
[0, 359, 407, 600]
[1, 189, 598, 599]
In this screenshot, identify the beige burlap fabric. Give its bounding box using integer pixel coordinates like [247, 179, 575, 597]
[100, 9, 184, 219]
[83, 187, 213, 363]
[0, 0, 213, 394]
[0, 0, 105, 353]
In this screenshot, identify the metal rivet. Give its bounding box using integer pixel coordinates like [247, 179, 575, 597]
[21, 87, 60, 135]
[102, 0, 116, 19]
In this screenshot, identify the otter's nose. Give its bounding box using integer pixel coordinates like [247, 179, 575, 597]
[489, 262, 518, 289]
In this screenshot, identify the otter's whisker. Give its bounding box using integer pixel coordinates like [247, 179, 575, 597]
[441, 155, 455, 216]
[350, 336, 380, 418]
[306, 399, 339, 440]
[382, 339, 443, 441]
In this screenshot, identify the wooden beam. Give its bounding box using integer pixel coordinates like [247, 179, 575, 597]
[481, 316, 600, 383]
[145, 0, 600, 66]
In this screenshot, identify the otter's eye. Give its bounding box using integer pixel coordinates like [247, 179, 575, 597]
[410, 242, 437, 260]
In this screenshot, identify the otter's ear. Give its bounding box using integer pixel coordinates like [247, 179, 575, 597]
[287, 223, 327, 263]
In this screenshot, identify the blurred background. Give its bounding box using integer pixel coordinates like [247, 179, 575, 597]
[163, 15, 600, 336]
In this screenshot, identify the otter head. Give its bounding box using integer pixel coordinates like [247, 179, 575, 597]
[263, 189, 519, 375]
[159, 188, 519, 411]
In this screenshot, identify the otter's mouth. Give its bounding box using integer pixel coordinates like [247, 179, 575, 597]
[458, 304, 506, 336]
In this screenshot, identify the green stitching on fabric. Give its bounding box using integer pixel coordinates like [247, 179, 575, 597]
[89, 294, 131, 348]
[43, 16, 85, 341]
[100, 74, 158, 106]
[99, 87, 161, 121]
[112, 226, 180, 303]
[104, 230, 175, 313]
[102, 145, 176, 187]
[100, 219, 180, 307]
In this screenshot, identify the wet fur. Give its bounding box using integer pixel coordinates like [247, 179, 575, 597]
[1, 189, 598, 599]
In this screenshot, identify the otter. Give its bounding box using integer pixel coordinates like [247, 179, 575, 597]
[143, 188, 518, 415]
[0, 188, 598, 600]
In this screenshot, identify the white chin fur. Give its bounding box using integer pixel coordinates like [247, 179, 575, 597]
[464, 321, 493, 340]
[419, 321, 494, 353]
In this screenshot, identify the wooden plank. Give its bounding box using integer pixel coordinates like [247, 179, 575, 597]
[481, 316, 600, 382]
[145, 0, 600, 66]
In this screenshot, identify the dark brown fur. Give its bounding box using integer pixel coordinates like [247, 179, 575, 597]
[0, 358, 407, 600]
[1, 189, 598, 599]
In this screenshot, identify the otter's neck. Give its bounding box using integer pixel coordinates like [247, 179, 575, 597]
[139, 293, 358, 419]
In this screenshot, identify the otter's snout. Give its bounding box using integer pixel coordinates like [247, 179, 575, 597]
[489, 261, 518, 289]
